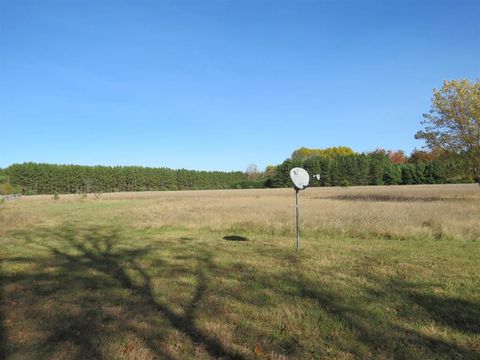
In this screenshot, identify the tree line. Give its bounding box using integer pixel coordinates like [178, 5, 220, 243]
[267, 78, 479, 188]
[263, 149, 471, 188]
[0, 149, 473, 195]
[1, 163, 247, 195]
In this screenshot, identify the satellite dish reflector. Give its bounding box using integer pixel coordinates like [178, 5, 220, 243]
[290, 167, 310, 190]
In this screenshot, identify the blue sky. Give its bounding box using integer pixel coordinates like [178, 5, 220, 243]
[1, 0, 479, 171]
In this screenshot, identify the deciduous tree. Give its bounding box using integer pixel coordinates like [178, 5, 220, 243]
[415, 79, 480, 185]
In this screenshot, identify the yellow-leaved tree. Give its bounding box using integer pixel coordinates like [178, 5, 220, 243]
[415, 79, 480, 185]
[291, 146, 355, 161]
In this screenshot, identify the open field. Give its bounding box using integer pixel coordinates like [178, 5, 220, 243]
[1, 184, 479, 359]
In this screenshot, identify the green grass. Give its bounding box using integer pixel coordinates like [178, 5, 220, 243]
[1, 189, 479, 359]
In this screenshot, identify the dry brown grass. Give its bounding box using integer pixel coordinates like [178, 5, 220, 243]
[4, 184, 479, 240]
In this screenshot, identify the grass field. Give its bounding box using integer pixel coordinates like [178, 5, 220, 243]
[1, 184, 479, 359]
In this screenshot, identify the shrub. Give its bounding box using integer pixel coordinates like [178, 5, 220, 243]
[0, 183, 19, 195]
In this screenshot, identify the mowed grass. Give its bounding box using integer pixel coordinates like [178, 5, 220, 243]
[0, 184, 479, 359]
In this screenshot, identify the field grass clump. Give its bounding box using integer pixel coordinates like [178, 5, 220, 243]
[0, 184, 479, 359]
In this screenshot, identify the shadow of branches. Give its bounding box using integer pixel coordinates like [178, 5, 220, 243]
[280, 271, 480, 359]
[1, 225, 244, 360]
[0, 265, 6, 360]
[1, 224, 479, 359]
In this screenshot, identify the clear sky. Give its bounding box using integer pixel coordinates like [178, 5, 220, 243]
[1, 0, 479, 171]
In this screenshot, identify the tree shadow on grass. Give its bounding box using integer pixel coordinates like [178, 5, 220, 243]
[280, 271, 480, 359]
[1, 225, 245, 360]
[0, 266, 6, 360]
[320, 194, 471, 202]
[2, 225, 479, 359]
[409, 292, 480, 334]
[382, 277, 480, 335]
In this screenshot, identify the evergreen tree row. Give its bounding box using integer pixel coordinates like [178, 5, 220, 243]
[4, 163, 248, 194]
[266, 151, 470, 188]
[1, 151, 472, 195]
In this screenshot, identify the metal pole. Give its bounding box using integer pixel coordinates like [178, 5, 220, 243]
[296, 189, 300, 251]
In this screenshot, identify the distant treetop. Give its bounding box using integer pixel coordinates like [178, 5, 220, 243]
[291, 146, 356, 161]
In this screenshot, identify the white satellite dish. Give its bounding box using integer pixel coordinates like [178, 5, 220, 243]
[290, 167, 310, 190]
